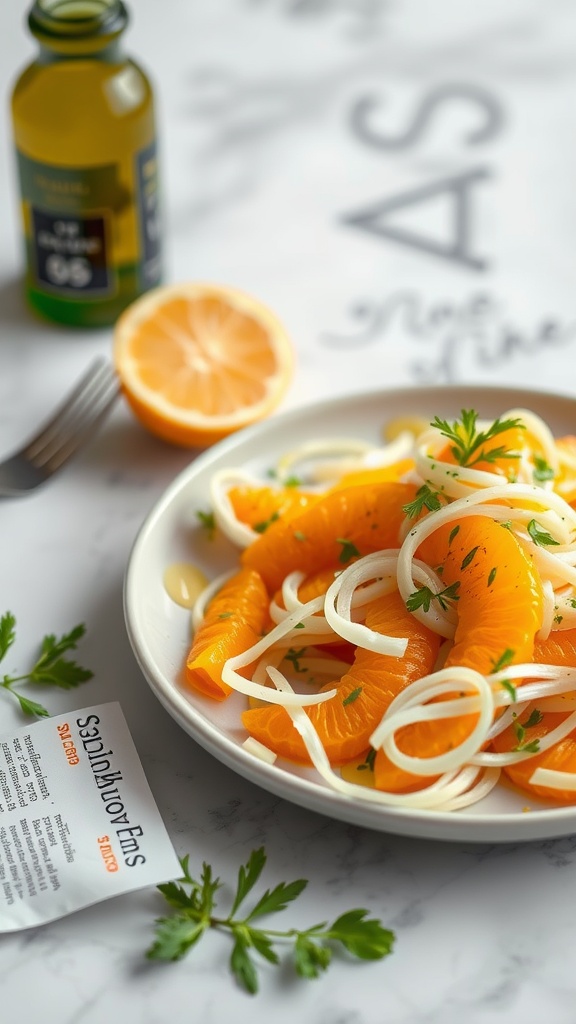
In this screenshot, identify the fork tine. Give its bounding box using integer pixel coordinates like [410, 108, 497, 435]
[24, 359, 120, 473]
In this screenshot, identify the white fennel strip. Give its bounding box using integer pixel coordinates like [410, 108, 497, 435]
[369, 667, 495, 776]
[209, 468, 266, 548]
[537, 580, 556, 642]
[489, 664, 576, 709]
[221, 595, 338, 706]
[471, 710, 576, 767]
[191, 571, 235, 632]
[275, 438, 377, 484]
[324, 551, 407, 656]
[529, 768, 576, 791]
[266, 668, 498, 810]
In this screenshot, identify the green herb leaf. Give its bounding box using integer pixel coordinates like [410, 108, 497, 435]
[230, 932, 259, 994]
[285, 647, 308, 673]
[402, 484, 443, 519]
[343, 686, 363, 706]
[512, 709, 543, 752]
[146, 848, 395, 994]
[406, 582, 460, 613]
[500, 680, 517, 702]
[523, 708, 544, 729]
[196, 510, 216, 539]
[430, 409, 524, 468]
[254, 511, 280, 534]
[527, 519, 560, 547]
[337, 538, 361, 564]
[490, 648, 515, 673]
[0, 614, 92, 717]
[460, 546, 479, 570]
[448, 525, 460, 546]
[294, 934, 333, 978]
[533, 456, 555, 484]
[147, 914, 208, 962]
[516, 739, 541, 754]
[14, 694, 51, 717]
[246, 878, 308, 922]
[326, 909, 395, 960]
[0, 612, 16, 662]
[357, 748, 376, 772]
[230, 847, 267, 917]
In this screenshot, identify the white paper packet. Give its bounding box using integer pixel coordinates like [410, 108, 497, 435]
[0, 701, 181, 932]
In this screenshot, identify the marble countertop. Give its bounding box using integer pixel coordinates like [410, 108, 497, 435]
[2, 1, 576, 1021]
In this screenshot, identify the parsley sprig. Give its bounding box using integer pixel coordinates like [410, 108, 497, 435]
[146, 847, 395, 994]
[0, 611, 92, 717]
[403, 484, 443, 519]
[431, 409, 524, 468]
[406, 581, 460, 613]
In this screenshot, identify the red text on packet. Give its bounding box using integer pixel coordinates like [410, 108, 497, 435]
[97, 834, 119, 873]
[56, 721, 80, 766]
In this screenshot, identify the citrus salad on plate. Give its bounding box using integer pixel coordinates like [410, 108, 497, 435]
[180, 405, 576, 814]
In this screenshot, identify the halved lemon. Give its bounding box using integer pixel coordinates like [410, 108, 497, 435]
[113, 282, 294, 447]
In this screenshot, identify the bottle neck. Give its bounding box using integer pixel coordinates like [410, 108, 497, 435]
[36, 38, 123, 63]
[28, 0, 128, 59]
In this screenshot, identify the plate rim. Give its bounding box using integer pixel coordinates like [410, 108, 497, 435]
[124, 383, 576, 843]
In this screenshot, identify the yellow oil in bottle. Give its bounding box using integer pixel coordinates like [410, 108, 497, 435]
[11, 0, 162, 328]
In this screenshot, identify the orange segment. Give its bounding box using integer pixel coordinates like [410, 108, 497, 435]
[492, 712, 576, 803]
[329, 460, 414, 490]
[430, 516, 543, 675]
[185, 567, 269, 701]
[491, 627, 576, 801]
[241, 591, 440, 765]
[374, 516, 544, 793]
[113, 282, 294, 447]
[228, 484, 318, 531]
[241, 481, 416, 593]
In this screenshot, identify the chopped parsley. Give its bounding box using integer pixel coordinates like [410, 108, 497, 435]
[253, 511, 281, 534]
[448, 525, 460, 546]
[343, 687, 362, 706]
[196, 510, 216, 538]
[532, 456, 555, 484]
[285, 648, 308, 673]
[527, 519, 560, 547]
[460, 546, 479, 570]
[490, 648, 515, 673]
[402, 484, 443, 519]
[512, 709, 543, 753]
[357, 749, 376, 772]
[406, 581, 460, 614]
[337, 538, 361, 564]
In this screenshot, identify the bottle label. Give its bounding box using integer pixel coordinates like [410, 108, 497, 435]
[135, 140, 162, 290]
[31, 208, 111, 294]
[16, 153, 125, 298]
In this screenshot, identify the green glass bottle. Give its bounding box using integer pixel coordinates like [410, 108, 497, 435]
[11, 0, 162, 328]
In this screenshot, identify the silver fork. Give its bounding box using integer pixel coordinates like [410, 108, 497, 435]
[0, 358, 120, 496]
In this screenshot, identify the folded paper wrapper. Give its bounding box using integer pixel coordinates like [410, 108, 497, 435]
[0, 701, 181, 933]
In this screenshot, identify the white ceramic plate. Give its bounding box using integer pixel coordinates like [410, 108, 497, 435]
[124, 384, 576, 843]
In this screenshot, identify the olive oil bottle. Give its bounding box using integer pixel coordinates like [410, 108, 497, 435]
[11, 0, 162, 328]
